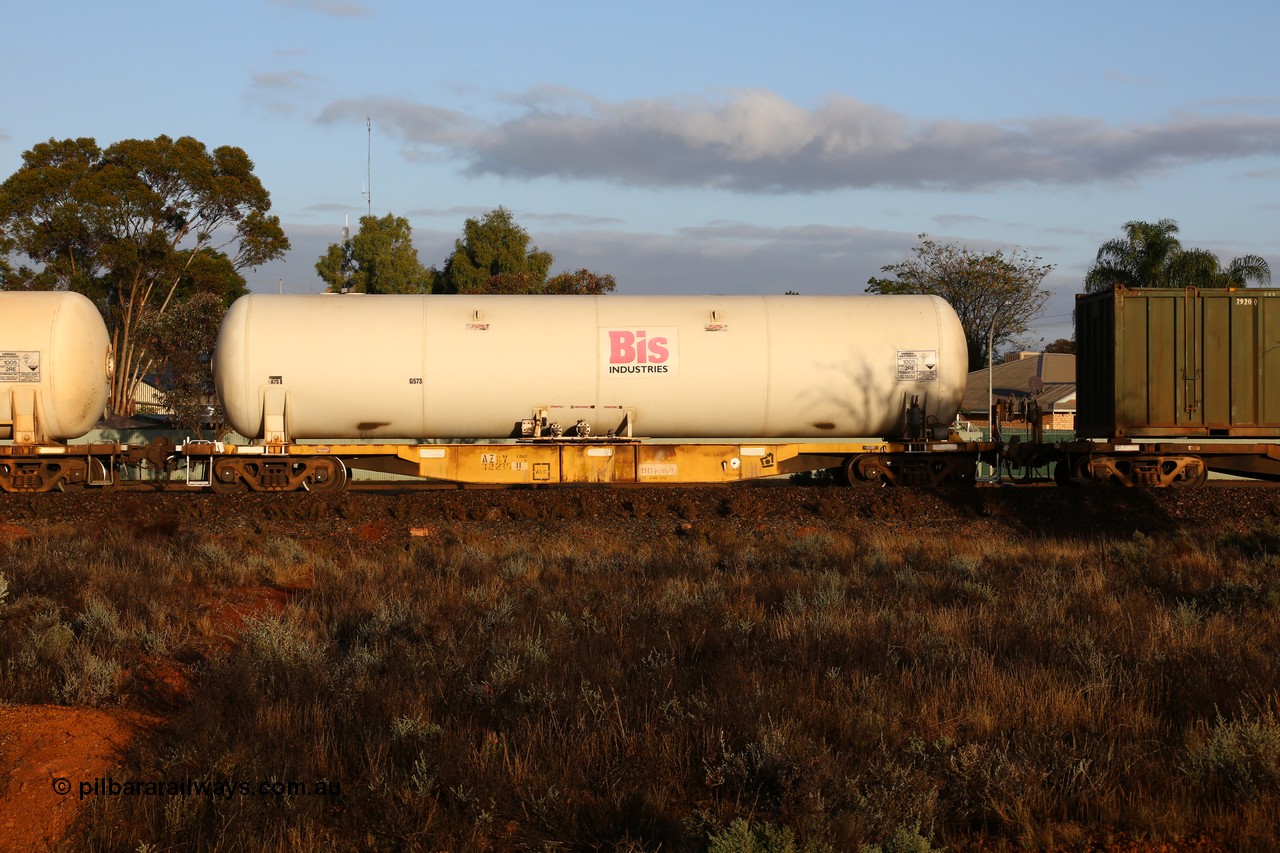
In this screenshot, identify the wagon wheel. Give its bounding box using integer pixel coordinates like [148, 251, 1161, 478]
[208, 460, 249, 494]
[845, 455, 893, 487]
[1169, 458, 1208, 489]
[1057, 455, 1095, 486]
[842, 455, 880, 486]
[304, 457, 348, 494]
[55, 465, 88, 492]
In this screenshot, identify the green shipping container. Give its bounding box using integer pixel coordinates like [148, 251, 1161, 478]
[1076, 288, 1280, 438]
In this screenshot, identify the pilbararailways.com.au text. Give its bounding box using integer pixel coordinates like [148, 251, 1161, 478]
[55, 776, 342, 801]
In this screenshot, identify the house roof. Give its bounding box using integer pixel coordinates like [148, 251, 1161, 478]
[961, 352, 1076, 414]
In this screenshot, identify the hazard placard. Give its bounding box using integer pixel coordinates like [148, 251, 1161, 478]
[0, 351, 41, 383]
[896, 350, 938, 382]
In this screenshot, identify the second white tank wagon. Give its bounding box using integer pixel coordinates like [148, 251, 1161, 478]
[213, 293, 968, 444]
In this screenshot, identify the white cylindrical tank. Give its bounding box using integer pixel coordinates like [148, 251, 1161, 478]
[0, 291, 111, 443]
[214, 293, 968, 441]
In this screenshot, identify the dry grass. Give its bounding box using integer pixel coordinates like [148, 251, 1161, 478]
[2, 508, 1280, 850]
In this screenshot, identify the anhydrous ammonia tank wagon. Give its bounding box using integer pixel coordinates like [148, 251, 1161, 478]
[0, 291, 111, 444]
[215, 293, 968, 443]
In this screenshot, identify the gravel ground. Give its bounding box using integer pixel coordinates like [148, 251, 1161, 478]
[3, 482, 1279, 545]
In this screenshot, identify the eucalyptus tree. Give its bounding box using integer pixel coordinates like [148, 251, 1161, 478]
[430, 207, 617, 295]
[866, 236, 1052, 369]
[434, 207, 554, 294]
[0, 135, 289, 415]
[135, 290, 226, 434]
[316, 213, 433, 294]
[542, 268, 617, 295]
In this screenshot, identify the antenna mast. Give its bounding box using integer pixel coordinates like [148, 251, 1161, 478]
[362, 116, 372, 217]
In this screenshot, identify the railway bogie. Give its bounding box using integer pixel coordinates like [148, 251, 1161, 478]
[0, 443, 129, 493]
[1058, 452, 1208, 488]
[844, 451, 978, 487]
[198, 455, 348, 494]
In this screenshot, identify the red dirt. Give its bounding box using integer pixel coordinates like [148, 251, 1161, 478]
[203, 585, 296, 646]
[0, 706, 157, 852]
[0, 563, 300, 852]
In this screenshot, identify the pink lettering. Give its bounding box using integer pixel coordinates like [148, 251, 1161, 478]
[609, 329, 674, 366]
[648, 337, 668, 363]
[609, 331, 635, 363]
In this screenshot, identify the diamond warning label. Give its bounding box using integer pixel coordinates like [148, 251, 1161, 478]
[896, 350, 938, 382]
[0, 351, 41, 383]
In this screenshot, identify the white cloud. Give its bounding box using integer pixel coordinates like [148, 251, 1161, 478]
[318, 99, 479, 150]
[315, 89, 1280, 194]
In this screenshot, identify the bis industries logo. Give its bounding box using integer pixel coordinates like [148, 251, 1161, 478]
[601, 328, 679, 375]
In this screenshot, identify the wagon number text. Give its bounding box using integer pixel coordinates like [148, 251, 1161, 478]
[480, 453, 523, 472]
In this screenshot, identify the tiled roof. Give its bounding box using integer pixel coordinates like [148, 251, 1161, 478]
[961, 352, 1076, 414]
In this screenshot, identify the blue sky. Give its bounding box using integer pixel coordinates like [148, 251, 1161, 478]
[3, 0, 1278, 344]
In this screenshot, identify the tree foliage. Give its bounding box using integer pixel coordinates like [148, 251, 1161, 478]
[316, 213, 433, 293]
[433, 207, 617, 294]
[435, 207, 554, 294]
[543, 268, 618, 295]
[135, 291, 225, 435]
[1166, 248, 1271, 290]
[0, 135, 288, 415]
[866, 236, 1052, 369]
[318, 206, 618, 296]
[1084, 219, 1271, 293]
